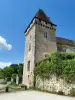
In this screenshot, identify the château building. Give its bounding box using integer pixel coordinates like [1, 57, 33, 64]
[23, 9, 75, 87]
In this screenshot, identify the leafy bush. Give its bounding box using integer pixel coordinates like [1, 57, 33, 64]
[70, 88, 75, 96]
[0, 63, 23, 84]
[34, 52, 75, 83]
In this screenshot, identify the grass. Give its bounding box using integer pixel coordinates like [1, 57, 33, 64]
[8, 84, 26, 92]
[0, 84, 26, 93]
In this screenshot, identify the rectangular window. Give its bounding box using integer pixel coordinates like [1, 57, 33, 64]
[27, 61, 30, 71]
[63, 48, 66, 52]
[44, 32, 48, 39]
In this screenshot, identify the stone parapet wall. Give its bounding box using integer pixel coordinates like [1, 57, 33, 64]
[36, 75, 75, 95]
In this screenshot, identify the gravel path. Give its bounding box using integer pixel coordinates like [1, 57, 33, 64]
[0, 91, 74, 100]
[0, 83, 11, 90]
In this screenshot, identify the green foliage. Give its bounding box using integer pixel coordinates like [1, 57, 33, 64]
[3, 66, 13, 80]
[0, 70, 4, 79]
[35, 61, 52, 79]
[63, 59, 75, 83]
[10, 64, 19, 74]
[34, 52, 75, 83]
[0, 63, 23, 83]
[70, 88, 75, 96]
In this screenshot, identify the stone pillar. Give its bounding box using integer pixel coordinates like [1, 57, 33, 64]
[16, 74, 19, 85]
[11, 77, 13, 83]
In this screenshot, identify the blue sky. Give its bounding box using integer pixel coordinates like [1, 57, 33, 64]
[0, 0, 75, 68]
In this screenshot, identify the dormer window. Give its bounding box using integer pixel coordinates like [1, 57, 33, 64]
[44, 32, 48, 39]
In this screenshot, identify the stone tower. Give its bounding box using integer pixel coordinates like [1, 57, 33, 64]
[23, 9, 57, 87]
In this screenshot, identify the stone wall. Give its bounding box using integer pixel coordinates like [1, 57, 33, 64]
[23, 18, 57, 87]
[35, 18, 57, 63]
[57, 44, 75, 52]
[36, 75, 75, 95]
[23, 17, 75, 87]
[23, 21, 36, 87]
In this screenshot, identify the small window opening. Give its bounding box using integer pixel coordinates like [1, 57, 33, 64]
[44, 32, 48, 39]
[27, 61, 30, 71]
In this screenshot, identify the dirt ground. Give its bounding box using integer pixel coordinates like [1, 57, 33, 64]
[0, 91, 74, 100]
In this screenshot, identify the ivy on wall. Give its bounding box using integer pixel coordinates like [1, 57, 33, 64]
[34, 52, 75, 83]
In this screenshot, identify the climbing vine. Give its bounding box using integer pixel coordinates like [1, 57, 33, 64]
[34, 52, 75, 83]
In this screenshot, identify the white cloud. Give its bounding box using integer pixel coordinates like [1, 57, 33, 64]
[0, 62, 11, 69]
[0, 36, 12, 50]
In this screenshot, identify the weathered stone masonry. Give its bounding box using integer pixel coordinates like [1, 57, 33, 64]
[23, 9, 75, 90]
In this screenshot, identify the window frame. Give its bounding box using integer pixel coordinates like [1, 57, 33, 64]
[44, 32, 48, 39]
[27, 61, 30, 71]
[63, 48, 66, 52]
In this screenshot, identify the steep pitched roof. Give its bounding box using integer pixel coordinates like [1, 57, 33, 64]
[35, 9, 56, 26]
[24, 9, 56, 33]
[56, 37, 75, 46]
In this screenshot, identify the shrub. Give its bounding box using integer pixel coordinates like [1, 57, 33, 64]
[57, 91, 64, 95]
[34, 52, 75, 84]
[70, 88, 75, 96]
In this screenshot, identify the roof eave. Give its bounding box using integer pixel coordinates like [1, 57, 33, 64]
[24, 17, 57, 34]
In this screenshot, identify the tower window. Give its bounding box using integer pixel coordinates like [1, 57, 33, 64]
[63, 48, 66, 52]
[27, 61, 30, 71]
[29, 43, 31, 51]
[44, 32, 48, 39]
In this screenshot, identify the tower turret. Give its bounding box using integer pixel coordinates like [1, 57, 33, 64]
[23, 9, 57, 87]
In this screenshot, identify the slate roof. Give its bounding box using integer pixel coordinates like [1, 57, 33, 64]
[35, 9, 56, 26]
[25, 9, 56, 33]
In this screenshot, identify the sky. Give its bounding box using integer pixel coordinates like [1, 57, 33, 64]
[0, 0, 75, 68]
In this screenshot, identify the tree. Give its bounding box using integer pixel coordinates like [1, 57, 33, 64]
[0, 70, 4, 79]
[3, 66, 13, 81]
[18, 63, 23, 84]
[0, 63, 23, 83]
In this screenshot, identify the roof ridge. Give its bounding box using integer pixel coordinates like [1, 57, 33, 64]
[56, 37, 75, 46]
[24, 9, 56, 33]
[56, 37, 72, 41]
[35, 9, 56, 26]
